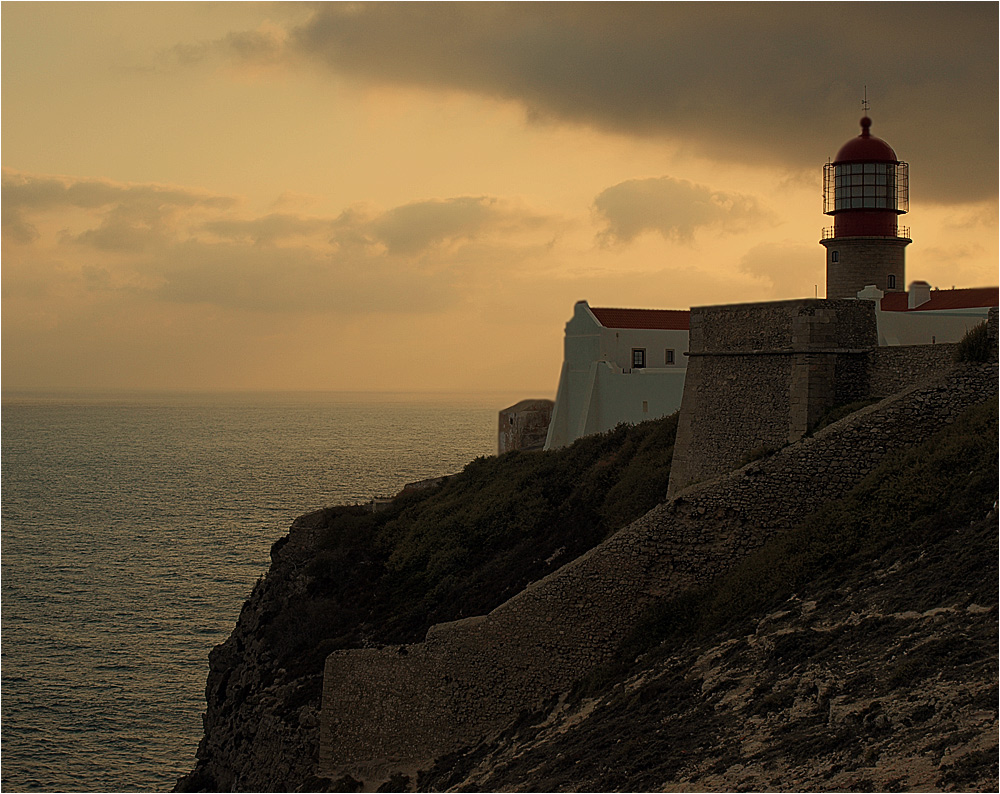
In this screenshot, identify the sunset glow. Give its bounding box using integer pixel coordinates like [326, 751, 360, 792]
[4, 2, 997, 393]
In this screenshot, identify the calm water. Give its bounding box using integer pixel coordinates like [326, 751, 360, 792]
[1, 391, 521, 792]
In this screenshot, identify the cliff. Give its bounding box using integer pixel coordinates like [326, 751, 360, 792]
[175, 417, 680, 792]
[178, 314, 997, 791]
[179, 369, 996, 792]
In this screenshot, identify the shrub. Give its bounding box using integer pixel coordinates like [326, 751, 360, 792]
[955, 321, 991, 363]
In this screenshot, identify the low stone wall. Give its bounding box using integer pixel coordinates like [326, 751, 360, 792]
[868, 343, 959, 397]
[319, 360, 998, 785]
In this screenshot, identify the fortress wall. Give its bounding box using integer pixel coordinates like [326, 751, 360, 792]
[320, 359, 997, 785]
[868, 343, 959, 397]
[668, 300, 877, 497]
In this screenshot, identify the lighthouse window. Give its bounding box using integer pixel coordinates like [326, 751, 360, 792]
[887, 274, 897, 289]
[864, 163, 876, 173]
[831, 251, 839, 263]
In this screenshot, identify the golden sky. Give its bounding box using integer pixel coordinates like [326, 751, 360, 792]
[3, 2, 997, 394]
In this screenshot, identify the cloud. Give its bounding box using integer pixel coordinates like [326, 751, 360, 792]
[167, 22, 288, 69]
[3, 170, 560, 317]
[275, 3, 996, 204]
[2, 169, 237, 250]
[203, 213, 334, 247]
[594, 176, 772, 245]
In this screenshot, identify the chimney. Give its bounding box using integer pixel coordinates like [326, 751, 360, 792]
[908, 280, 931, 309]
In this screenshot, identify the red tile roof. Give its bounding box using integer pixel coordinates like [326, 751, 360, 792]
[881, 287, 999, 312]
[589, 306, 691, 330]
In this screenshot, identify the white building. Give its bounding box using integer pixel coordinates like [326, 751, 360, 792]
[544, 300, 689, 450]
[858, 282, 997, 346]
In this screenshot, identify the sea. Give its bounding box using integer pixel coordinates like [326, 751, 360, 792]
[1, 390, 523, 792]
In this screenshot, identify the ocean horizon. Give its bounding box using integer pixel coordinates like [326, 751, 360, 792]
[1, 389, 532, 791]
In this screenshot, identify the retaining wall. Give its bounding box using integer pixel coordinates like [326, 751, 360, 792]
[319, 359, 997, 785]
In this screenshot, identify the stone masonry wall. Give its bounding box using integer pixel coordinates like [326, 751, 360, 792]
[498, 399, 554, 454]
[667, 299, 877, 497]
[868, 343, 959, 398]
[319, 359, 997, 786]
[822, 236, 909, 300]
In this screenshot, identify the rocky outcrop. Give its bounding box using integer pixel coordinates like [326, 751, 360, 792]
[177, 417, 681, 792]
[179, 359, 997, 792]
[176, 516, 335, 792]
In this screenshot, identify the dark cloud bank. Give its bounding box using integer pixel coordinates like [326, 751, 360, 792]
[288, 2, 997, 204]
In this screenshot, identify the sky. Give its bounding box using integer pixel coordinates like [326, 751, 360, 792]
[3, 2, 997, 394]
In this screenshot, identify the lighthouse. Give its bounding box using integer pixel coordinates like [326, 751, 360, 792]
[821, 116, 910, 299]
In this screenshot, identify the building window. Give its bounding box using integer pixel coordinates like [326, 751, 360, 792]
[831, 250, 839, 263]
[887, 274, 896, 289]
[642, 400, 649, 413]
[632, 348, 646, 369]
[665, 349, 675, 365]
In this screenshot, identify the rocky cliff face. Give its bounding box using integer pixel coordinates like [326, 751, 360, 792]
[177, 517, 335, 792]
[177, 417, 680, 792]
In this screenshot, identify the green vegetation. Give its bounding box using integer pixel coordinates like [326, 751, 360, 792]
[955, 321, 991, 363]
[583, 400, 999, 694]
[262, 413, 679, 686]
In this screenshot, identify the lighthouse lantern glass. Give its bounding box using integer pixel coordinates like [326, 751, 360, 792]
[827, 161, 908, 214]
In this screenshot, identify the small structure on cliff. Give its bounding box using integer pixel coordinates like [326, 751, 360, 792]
[498, 399, 554, 454]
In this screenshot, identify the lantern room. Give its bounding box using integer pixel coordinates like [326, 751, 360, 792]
[822, 116, 909, 238]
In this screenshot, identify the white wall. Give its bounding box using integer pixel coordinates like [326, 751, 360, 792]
[876, 307, 991, 346]
[545, 301, 688, 449]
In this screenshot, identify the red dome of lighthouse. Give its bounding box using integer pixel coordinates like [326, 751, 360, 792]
[834, 117, 898, 163]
